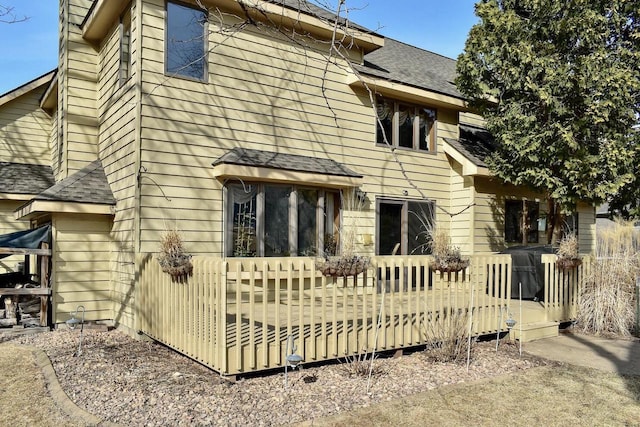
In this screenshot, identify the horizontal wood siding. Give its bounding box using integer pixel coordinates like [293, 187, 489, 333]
[0, 200, 29, 273]
[138, 0, 456, 255]
[52, 214, 113, 323]
[62, 0, 99, 177]
[473, 177, 548, 254]
[449, 159, 473, 254]
[97, 2, 139, 331]
[0, 86, 52, 165]
[577, 203, 596, 254]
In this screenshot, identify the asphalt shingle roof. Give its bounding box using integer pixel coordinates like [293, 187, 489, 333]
[444, 124, 496, 167]
[359, 38, 462, 99]
[35, 160, 115, 205]
[213, 148, 362, 178]
[0, 162, 55, 195]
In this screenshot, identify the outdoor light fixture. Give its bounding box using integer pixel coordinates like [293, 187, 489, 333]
[66, 305, 85, 356]
[505, 316, 516, 331]
[284, 334, 303, 390]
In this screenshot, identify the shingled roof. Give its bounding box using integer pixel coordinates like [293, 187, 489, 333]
[359, 38, 462, 99]
[34, 160, 115, 205]
[213, 147, 362, 178]
[0, 162, 55, 195]
[444, 124, 496, 168]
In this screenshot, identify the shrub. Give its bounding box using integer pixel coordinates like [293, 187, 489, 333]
[423, 308, 473, 363]
[577, 220, 640, 337]
[339, 349, 385, 378]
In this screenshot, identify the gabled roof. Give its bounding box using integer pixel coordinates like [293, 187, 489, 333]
[0, 70, 56, 108]
[360, 38, 462, 100]
[0, 162, 56, 197]
[33, 160, 115, 205]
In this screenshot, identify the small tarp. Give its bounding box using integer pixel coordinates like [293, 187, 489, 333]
[0, 225, 51, 259]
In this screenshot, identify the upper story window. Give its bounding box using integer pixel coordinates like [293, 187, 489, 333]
[226, 183, 340, 257]
[376, 96, 437, 152]
[119, 6, 132, 85]
[166, 1, 207, 80]
[505, 200, 539, 244]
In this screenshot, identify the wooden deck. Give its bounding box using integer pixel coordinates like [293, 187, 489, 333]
[137, 254, 589, 375]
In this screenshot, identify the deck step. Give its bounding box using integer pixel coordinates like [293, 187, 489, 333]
[509, 321, 559, 342]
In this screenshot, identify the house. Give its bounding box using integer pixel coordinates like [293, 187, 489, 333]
[0, 0, 595, 373]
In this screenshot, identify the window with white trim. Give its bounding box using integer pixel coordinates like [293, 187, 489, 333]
[226, 183, 340, 257]
[376, 96, 437, 151]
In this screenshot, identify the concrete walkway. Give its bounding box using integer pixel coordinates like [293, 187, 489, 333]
[525, 332, 640, 376]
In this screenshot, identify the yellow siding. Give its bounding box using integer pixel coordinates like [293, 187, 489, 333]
[95, 2, 139, 332]
[0, 200, 30, 274]
[459, 111, 486, 128]
[60, 0, 99, 178]
[448, 160, 473, 254]
[577, 203, 596, 254]
[52, 214, 113, 323]
[0, 87, 52, 165]
[137, 0, 455, 255]
[473, 177, 549, 254]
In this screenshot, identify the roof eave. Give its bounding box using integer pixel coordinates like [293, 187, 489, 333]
[442, 140, 491, 177]
[212, 163, 363, 188]
[349, 73, 468, 110]
[82, 0, 130, 44]
[15, 200, 116, 221]
[0, 70, 56, 108]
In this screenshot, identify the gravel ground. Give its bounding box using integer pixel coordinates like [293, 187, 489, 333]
[3, 329, 548, 426]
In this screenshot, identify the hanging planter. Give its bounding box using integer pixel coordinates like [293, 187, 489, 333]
[316, 255, 370, 278]
[556, 257, 582, 271]
[157, 228, 192, 281]
[429, 256, 470, 273]
[555, 233, 581, 271]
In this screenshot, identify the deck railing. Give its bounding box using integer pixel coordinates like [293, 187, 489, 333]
[542, 254, 592, 322]
[137, 254, 517, 375]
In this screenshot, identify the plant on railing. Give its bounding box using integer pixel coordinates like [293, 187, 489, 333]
[427, 226, 469, 273]
[157, 226, 192, 280]
[316, 188, 370, 278]
[555, 232, 582, 271]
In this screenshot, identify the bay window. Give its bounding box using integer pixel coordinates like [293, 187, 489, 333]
[226, 183, 340, 257]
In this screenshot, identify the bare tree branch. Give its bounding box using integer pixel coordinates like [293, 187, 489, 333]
[0, 5, 28, 24]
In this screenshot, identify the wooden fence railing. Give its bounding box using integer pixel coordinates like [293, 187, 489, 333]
[137, 254, 516, 376]
[542, 254, 592, 323]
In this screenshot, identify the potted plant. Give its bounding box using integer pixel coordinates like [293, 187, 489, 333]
[316, 188, 370, 278]
[157, 227, 193, 280]
[428, 227, 469, 273]
[556, 232, 582, 271]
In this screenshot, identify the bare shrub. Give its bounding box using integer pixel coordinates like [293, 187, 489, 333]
[157, 226, 192, 279]
[339, 350, 385, 378]
[577, 220, 640, 337]
[423, 308, 473, 363]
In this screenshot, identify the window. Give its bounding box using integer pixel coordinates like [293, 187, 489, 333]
[166, 1, 207, 80]
[226, 183, 340, 257]
[376, 96, 436, 152]
[376, 198, 435, 255]
[505, 200, 539, 244]
[119, 6, 132, 85]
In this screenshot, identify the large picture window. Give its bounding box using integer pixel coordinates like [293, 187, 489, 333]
[166, 1, 207, 80]
[505, 200, 539, 244]
[376, 198, 435, 255]
[376, 96, 437, 152]
[226, 183, 340, 257]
